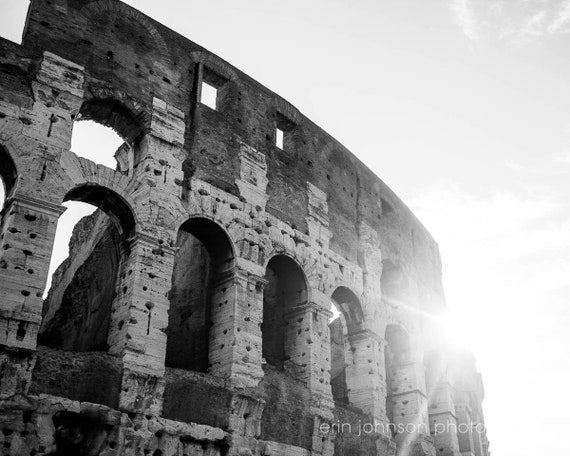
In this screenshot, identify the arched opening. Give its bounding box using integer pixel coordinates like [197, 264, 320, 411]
[38, 185, 135, 352]
[262, 255, 308, 369]
[71, 99, 144, 172]
[166, 217, 234, 372]
[329, 286, 364, 405]
[0, 145, 18, 213]
[384, 324, 412, 436]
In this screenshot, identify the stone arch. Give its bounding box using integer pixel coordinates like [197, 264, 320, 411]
[75, 97, 147, 147]
[262, 253, 309, 369]
[59, 152, 136, 218]
[71, 95, 149, 173]
[79, 1, 171, 61]
[166, 216, 236, 372]
[64, 184, 136, 238]
[39, 183, 137, 352]
[262, 232, 314, 277]
[320, 260, 365, 304]
[183, 209, 240, 254]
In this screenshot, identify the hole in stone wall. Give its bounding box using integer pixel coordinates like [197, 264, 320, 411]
[274, 113, 296, 152]
[71, 120, 125, 169]
[0, 1, 30, 45]
[275, 127, 284, 150]
[200, 66, 229, 112]
[200, 81, 218, 110]
[262, 255, 308, 370]
[72, 98, 146, 172]
[166, 217, 234, 372]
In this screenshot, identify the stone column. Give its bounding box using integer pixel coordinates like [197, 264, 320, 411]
[344, 330, 389, 428]
[428, 382, 461, 456]
[135, 97, 185, 194]
[454, 395, 475, 456]
[283, 300, 334, 415]
[471, 421, 485, 456]
[389, 359, 430, 453]
[107, 233, 175, 414]
[0, 195, 64, 393]
[208, 262, 265, 388]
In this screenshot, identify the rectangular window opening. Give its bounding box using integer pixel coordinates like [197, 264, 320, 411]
[200, 81, 218, 110]
[275, 127, 284, 149]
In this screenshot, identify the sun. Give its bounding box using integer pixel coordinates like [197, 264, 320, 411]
[439, 308, 478, 350]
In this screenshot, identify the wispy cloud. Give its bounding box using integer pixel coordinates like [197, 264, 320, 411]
[450, 0, 481, 41]
[449, 0, 570, 45]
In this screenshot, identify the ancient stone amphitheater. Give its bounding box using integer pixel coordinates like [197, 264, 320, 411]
[0, 1, 489, 455]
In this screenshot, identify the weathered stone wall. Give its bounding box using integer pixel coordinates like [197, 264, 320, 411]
[0, 1, 489, 455]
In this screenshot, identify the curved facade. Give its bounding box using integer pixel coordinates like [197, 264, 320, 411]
[0, 1, 489, 455]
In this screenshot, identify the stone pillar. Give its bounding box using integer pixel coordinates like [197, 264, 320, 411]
[135, 97, 185, 194]
[389, 359, 430, 454]
[235, 141, 268, 210]
[344, 330, 389, 428]
[455, 400, 475, 456]
[283, 300, 334, 415]
[428, 382, 461, 456]
[107, 233, 175, 414]
[0, 195, 64, 393]
[471, 421, 484, 456]
[208, 262, 265, 388]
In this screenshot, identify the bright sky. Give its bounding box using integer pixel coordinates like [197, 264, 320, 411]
[2, 1, 570, 454]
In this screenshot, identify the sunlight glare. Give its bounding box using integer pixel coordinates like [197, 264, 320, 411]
[440, 309, 478, 350]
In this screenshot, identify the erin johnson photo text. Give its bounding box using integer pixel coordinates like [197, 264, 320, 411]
[319, 421, 487, 436]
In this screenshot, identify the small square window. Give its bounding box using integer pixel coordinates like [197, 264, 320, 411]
[201, 81, 218, 110]
[275, 127, 284, 149]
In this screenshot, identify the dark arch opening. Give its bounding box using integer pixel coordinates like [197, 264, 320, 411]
[166, 217, 235, 372]
[0, 145, 18, 210]
[329, 286, 364, 405]
[38, 185, 136, 352]
[262, 255, 308, 370]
